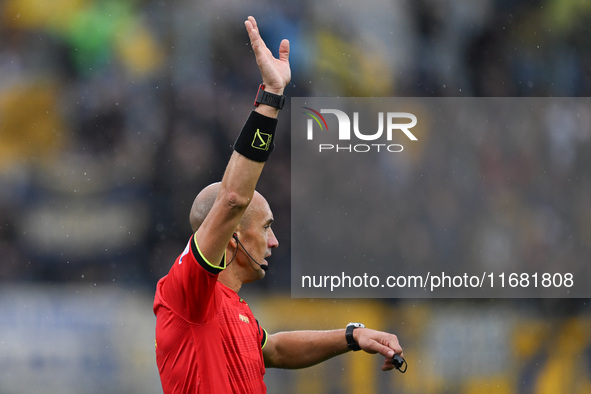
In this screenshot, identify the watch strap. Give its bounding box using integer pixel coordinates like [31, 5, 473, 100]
[345, 322, 365, 351]
[254, 84, 285, 110]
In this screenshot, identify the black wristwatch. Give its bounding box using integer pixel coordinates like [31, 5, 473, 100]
[345, 322, 365, 351]
[254, 84, 285, 110]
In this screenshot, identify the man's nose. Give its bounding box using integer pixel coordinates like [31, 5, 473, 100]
[268, 228, 279, 249]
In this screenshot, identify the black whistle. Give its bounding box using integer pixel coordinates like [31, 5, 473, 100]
[392, 354, 407, 373]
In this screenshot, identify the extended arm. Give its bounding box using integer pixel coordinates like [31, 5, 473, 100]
[263, 327, 403, 371]
[195, 16, 290, 264]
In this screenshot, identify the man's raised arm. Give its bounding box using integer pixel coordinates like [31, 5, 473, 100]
[195, 16, 290, 266]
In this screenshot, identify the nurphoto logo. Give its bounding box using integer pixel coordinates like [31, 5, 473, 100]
[302, 107, 418, 153]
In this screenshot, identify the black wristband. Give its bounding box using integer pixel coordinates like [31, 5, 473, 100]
[233, 111, 278, 162]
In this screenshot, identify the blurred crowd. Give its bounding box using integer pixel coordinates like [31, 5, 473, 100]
[0, 0, 590, 294]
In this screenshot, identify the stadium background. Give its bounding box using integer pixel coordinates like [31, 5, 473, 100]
[0, 0, 590, 393]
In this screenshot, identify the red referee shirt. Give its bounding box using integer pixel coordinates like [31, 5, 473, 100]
[153, 234, 268, 393]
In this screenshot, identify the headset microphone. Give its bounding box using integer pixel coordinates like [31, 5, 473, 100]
[232, 233, 269, 271]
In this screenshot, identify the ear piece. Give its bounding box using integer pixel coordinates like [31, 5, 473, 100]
[232, 231, 268, 271]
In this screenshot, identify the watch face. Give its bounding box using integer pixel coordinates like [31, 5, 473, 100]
[348, 322, 365, 328]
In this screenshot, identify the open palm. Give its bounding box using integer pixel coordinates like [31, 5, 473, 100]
[245, 16, 291, 92]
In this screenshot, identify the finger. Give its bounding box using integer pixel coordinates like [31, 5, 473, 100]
[378, 341, 404, 360]
[244, 17, 260, 43]
[245, 19, 268, 56]
[381, 358, 396, 372]
[360, 339, 393, 358]
[245, 16, 253, 30]
[244, 16, 256, 31]
[278, 39, 290, 62]
[244, 19, 256, 41]
[244, 22, 254, 46]
[249, 15, 258, 31]
[383, 336, 403, 356]
[377, 344, 396, 359]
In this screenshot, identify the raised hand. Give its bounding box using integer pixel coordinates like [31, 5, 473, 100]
[244, 16, 291, 94]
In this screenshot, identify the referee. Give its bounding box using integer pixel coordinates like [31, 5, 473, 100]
[153, 16, 404, 393]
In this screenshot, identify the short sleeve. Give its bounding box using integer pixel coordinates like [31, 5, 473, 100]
[158, 234, 227, 323]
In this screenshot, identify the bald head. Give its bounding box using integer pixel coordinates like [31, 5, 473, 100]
[189, 183, 220, 232]
[189, 182, 267, 233]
